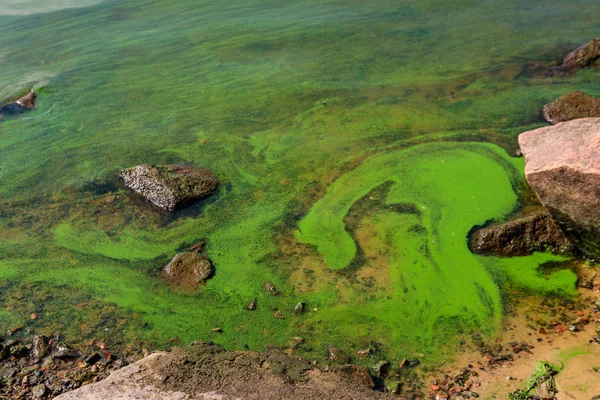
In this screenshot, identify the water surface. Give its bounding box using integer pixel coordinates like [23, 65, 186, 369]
[0, 0, 598, 364]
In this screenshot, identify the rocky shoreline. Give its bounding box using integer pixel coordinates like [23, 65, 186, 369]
[0, 334, 146, 399]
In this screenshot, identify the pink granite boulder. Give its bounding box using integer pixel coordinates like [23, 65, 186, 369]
[518, 118, 600, 259]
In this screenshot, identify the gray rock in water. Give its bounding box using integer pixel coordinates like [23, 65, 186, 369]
[163, 252, 213, 291]
[470, 211, 574, 256]
[518, 118, 600, 259]
[119, 164, 219, 211]
[543, 91, 600, 125]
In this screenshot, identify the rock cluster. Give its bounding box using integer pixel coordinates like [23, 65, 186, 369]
[518, 118, 600, 259]
[470, 210, 574, 256]
[0, 335, 133, 399]
[119, 164, 219, 211]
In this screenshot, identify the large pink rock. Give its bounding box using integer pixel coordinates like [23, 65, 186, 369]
[518, 118, 600, 259]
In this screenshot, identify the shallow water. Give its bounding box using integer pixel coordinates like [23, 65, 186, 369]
[0, 0, 598, 364]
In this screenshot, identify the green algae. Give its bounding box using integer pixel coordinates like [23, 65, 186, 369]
[294, 142, 577, 360]
[54, 223, 178, 261]
[0, 0, 597, 366]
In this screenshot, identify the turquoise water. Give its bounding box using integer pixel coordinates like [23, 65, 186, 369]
[0, 0, 598, 364]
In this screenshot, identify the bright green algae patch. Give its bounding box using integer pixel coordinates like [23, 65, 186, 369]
[297, 142, 521, 270]
[295, 142, 576, 357]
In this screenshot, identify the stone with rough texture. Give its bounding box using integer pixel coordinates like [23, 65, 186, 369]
[518, 118, 600, 259]
[470, 211, 574, 256]
[163, 252, 213, 291]
[119, 165, 219, 211]
[560, 38, 600, 72]
[543, 92, 600, 125]
[54, 343, 395, 400]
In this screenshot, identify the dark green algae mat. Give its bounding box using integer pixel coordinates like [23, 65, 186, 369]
[0, 0, 598, 365]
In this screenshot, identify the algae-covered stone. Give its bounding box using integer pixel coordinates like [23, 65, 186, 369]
[327, 345, 350, 364]
[163, 252, 213, 291]
[470, 211, 574, 256]
[518, 118, 600, 259]
[560, 38, 600, 72]
[119, 164, 219, 211]
[543, 92, 600, 124]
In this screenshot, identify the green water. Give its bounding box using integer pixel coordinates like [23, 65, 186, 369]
[0, 0, 597, 364]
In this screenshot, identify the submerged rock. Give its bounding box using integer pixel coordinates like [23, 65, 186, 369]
[163, 251, 213, 291]
[0, 90, 37, 117]
[518, 118, 600, 259]
[470, 211, 574, 256]
[246, 298, 257, 310]
[559, 38, 600, 73]
[543, 91, 600, 124]
[263, 282, 277, 295]
[119, 164, 219, 211]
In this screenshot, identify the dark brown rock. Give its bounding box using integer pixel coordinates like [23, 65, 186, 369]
[560, 38, 600, 73]
[518, 118, 600, 259]
[163, 252, 213, 291]
[0, 90, 37, 117]
[15, 91, 37, 109]
[119, 164, 219, 211]
[543, 92, 600, 124]
[470, 211, 574, 256]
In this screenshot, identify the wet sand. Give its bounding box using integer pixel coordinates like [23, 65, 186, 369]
[426, 262, 600, 399]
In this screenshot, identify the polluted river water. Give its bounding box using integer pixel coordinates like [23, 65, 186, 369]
[0, 0, 599, 381]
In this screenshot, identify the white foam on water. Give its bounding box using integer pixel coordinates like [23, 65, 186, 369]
[0, 0, 105, 16]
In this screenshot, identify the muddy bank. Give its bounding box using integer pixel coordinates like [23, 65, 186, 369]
[423, 261, 600, 400]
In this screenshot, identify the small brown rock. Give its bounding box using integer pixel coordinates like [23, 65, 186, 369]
[543, 92, 600, 124]
[246, 298, 257, 311]
[263, 282, 277, 295]
[163, 252, 213, 291]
